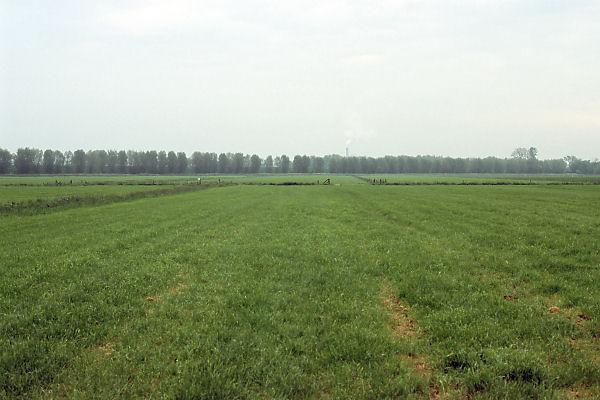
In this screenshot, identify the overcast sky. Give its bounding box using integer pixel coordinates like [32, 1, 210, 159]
[1, 1, 599, 159]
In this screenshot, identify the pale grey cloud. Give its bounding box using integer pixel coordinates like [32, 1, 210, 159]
[1, 0, 599, 159]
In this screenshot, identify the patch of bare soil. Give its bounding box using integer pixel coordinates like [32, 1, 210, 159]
[429, 384, 470, 400]
[169, 282, 187, 295]
[145, 277, 188, 303]
[577, 313, 591, 323]
[550, 300, 600, 374]
[90, 341, 115, 357]
[560, 386, 599, 399]
[381, 283, 471, 399]
[400, 353, 432, 379]
[381, 283, 418, 339]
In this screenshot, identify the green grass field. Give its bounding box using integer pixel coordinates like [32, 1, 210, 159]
[2, 173, 598, 186]
[1, 177, 599, 399]
[0, 175, 197, 186]
[359, 174, 600, 185]
[0, 185, 171, 204]
[197, 174, 362, 185]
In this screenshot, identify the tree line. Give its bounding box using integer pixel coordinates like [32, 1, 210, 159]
[0, 147, 598, 175]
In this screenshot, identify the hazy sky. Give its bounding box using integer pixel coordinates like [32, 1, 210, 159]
[1, 1, 599, 159]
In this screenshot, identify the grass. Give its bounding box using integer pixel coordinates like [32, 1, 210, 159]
[196, 174, 362, 184]
[359, 173, 600, 185]
[0, 175, 198, 186]
[0, 185, 171, 203]
[0, 184, 214, 215]
[3, 173, 598, 187]
[1, 180, 599, 399]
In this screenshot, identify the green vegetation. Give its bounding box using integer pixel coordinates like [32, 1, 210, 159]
[0, 185, 169, 203]
[0, 175, 198, 186]
[359, 174, 600, 185]
[0, 177, 212, 215]
[197, 174, 362, 185]
[2, 146, 600, 176]
[3, 173, 598, 188]
[1, 178, 599, 399]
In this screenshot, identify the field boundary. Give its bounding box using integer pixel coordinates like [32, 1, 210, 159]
[355, 176, 600, 186]
[0, 180, 200, 187]
[0, 184, 222, 216]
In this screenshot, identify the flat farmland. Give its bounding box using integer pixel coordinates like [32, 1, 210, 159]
[0, 175, 198, 186]
[197, 174, 362, 185]
[1, 181, 599, 399]
[0, 185, 172, 204]
[359, 174, 600, 185]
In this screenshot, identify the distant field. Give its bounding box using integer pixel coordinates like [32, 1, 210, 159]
[0, 178, 212, 214]
[0, 175, 198, 186]
[359, 173, 600, 185]
[0, 185, 171, 204]
[0, 174, 358, 187]
[1, 180, 599, 399]
[2, 173, 598, 187]
[197, 174, 362, 184]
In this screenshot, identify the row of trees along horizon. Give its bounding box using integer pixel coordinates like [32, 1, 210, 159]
[0, 147, 598, 175]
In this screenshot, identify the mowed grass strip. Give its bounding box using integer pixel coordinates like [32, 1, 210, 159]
[0, 184, 213, 215]
[195, 174, 363, 185]
[0, 185, 170, 204]
[360, 173, 600, 185]
[1, 185, 599, 399]
[0, 175, 199, 186]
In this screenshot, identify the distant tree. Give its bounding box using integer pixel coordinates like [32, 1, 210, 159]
[207, 152, 218, 173]
[156, 151, 168, 174]
[42, 149, 55, 173]
[243, 154, 251, 172]
[344, 156, 358, 173]
[98, 150, 108, 173]
[511, 147, 528, 160]
[280, 155, 290, 173]
[191, 152, 203, 173]
[593, 160, 600, 175]
[525, 147, 539, 173]
[166, 151, 178, 173]
[293, 155, 304, 173]
[302, 155, 310, 172]
[176, 152, 188, 174]
[274, 156, 281, 172]
[527, 147, 538, 161]
[218, 153, 229, 173]
[541, 159, 566, 174]
[564, 156, 589, 174]
[0, 148, 12, 173]
[117, 150, 128, 173]
[143, 151, 158, 174]
[106, 150, 118, 173]
[127, 150, 141, 173]
[54, 150, 65, 173]
[63, 151, 73, 173]
[72, 149, 86, 173]
[249, 154, 261, 173]
[313, 156, 324, 173]
[84, 150, 95, 173]
[265, 155, 273, 173]
[84, 150, 108, 173]
[232, 153, 245, 173]
[328, 155, 342, 173]
[15, 148, 41, 174]
[6, 146, 597, 175]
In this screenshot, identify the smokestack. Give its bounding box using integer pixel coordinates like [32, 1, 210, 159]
[345, 147, 349, 158]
